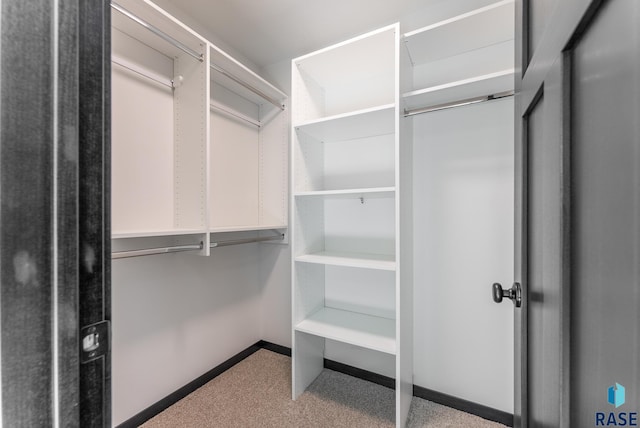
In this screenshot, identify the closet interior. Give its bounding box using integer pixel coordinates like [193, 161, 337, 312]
[111, 0, 515, 426]
[403, 0, 514, 115]
[111, 0, 288, 257]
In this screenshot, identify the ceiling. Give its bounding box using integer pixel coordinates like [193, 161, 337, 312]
[152, 0, 466, 69]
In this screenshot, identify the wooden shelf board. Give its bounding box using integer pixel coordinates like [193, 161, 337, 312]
[295, 251, 396, 271]
[403, 0, 514, 65]
[295, 307, 396, 355]
[294, 104, 395, 142]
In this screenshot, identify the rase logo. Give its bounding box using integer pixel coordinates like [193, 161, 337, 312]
[609, 383, 626, 409]
[596, 383, 637, 426]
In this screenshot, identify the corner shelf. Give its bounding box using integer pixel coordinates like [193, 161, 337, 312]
[295, 307, 396, 355]
[294, 104, 395, 142]
[295, 251, 396, 271]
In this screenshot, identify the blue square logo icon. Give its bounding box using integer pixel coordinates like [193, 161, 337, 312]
[608, 383, 626, 408]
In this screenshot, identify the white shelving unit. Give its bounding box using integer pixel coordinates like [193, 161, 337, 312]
[208, 43, 288, 236]
[111, 0, 208, 243]
[291, 24, 413, 428]
[402, 0, 515, 113]
[111, 0, 288, 250]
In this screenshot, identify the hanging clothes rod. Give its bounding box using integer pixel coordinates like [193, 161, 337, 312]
[112, 55, 174, 88]
[403, 90, 514, 117]
[111, 2, 203, 62]
[112, 233, 285, 259]
[210, 64, 285, 111]
[210, 101, 261, 128]
[211, 234, 285, 248]
[112, 243, 203, 260]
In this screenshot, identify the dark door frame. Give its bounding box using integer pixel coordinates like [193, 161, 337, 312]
[0, 1, 111, 426]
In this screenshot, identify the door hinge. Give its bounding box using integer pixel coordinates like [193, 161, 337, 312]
[80, 320, 110, 364]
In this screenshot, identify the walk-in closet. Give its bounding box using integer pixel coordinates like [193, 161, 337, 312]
[4, 0, 638, 426]
[110, 0, 514, 426]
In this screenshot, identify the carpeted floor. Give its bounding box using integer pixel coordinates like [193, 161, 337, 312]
[141, 349, 508, 428]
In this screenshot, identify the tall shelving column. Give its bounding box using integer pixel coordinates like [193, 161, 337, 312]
[291, 24, 413, 427]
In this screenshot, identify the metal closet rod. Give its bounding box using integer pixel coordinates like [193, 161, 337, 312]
[210, 64, 285, 111]
[210, 234, 284, 248]
[112, 243, 203, 259]
[111, 2, 203, 62]
[210, 101, 261, 128]
[110, 2, 284, 111]
[404, 90, 515, 117]
[112, 233, 285, 260]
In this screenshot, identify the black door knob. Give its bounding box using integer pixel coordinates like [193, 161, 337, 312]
[492, 282, 522, 307]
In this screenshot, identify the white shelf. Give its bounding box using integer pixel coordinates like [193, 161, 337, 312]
[403, 0, 514, 64]
[209, 224, 287, 233]
[209, 44, 286, 110]
[294, 104, 395, 142]
[403, 69, 514, 111]
[294, 25, 397, 92]
[112, 229, 206, 239]
[112, 0, 205, 61]
[295, 251, 396, 271]
[295, 307, 396, 355]
[294, 187, 395, 199]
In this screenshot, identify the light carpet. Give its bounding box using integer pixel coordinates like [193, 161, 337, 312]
[141, 349, 508, 428]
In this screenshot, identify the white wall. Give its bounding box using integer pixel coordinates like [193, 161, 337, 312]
[112, 239, 262, 425]
[413, 99, 514, 412]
